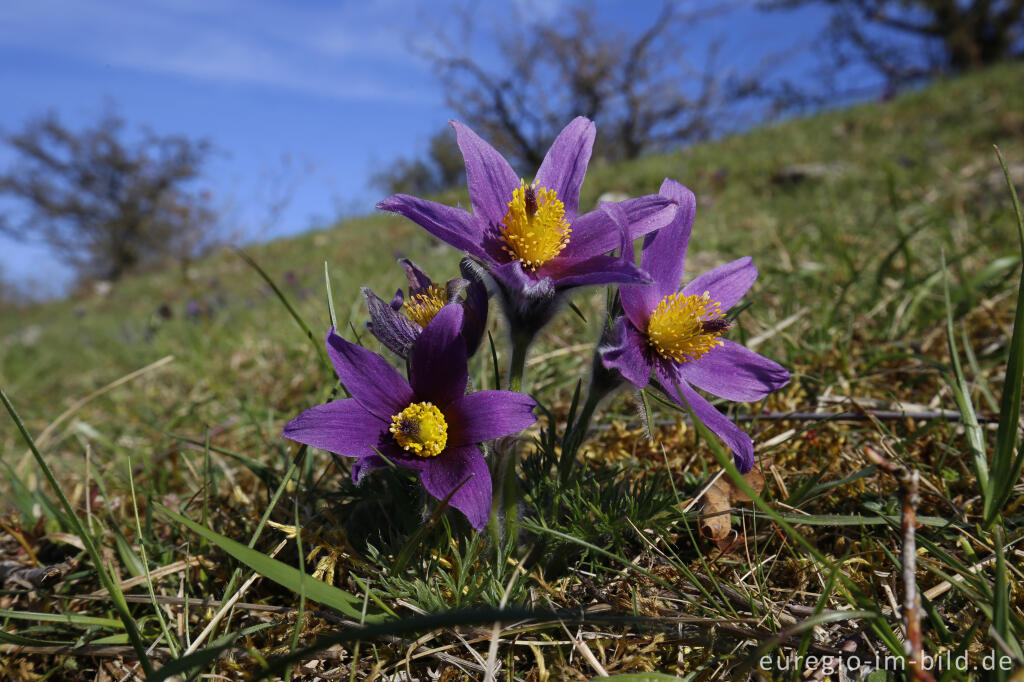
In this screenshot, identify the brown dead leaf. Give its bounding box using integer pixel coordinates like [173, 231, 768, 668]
[731, 466, 765, 502]
[697, 464, 768, 551]
[699, 475, 733, 546]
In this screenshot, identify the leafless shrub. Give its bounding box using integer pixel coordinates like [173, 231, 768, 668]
[415, 1, 767, 170]
[0, 111, 221, 283]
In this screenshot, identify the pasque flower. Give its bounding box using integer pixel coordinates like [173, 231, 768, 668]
[376, 118, 677, 297]
[283, 305, 536, 529]
[363, 258, 488, 358]
[600, 179, 790, 472]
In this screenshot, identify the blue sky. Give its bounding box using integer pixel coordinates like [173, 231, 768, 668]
[0, 0, 841, 296]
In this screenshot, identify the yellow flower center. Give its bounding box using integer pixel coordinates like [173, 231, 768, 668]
[403, 284, 447, 327]
[389, 402, 448, 457]
[646, 291, 727, 363]
[500, 180, 571, 270]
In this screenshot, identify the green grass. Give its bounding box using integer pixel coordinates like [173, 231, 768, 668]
[1, 62, 1024, 680]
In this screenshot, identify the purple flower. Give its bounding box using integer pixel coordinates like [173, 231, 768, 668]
[377, 118, 677, 296]
[600, 179, 790, 473]
[363, 258, 489, 359]
[282, 305, 536, 529]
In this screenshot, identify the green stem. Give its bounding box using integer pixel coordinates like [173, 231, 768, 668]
[507, 331, 531, 392]
[486, 438, 520, 549]
[499, 440, 520, 544]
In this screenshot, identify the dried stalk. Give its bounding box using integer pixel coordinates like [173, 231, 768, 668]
[865, 446, 935, 682]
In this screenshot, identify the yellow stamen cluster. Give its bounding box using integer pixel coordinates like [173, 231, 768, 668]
[500, 180, 571, 270]
[647, 291, 726, 363]
[403, 284, 447, 327]
[389, 401, 448, 457]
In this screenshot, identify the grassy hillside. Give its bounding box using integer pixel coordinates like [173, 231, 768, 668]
[1, 62, 1023, 679]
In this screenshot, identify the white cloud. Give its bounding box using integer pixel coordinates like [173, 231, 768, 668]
[0, 0, 440, 103]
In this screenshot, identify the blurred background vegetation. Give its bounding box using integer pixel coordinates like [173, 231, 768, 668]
[1, 0, 1021, 300]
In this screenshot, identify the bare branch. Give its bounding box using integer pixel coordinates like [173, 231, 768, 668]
[763, 0, 1024, 85]
[414, 1, 760, 170]
[0, 111, 220, 283]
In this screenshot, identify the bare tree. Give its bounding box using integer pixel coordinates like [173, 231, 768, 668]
[765, 1, 1023, 86]
[0, 112, 219, 283]
[417, 2, 757, 168]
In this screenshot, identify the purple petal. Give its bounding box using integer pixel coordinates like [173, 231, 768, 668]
[490, 261, 554, 299]
[398, 258, 434, 294]
[420, 445, 492, 529]
[620, 181, 696, 327]
[446, 390, 537, 446]
[410, 304, 467, 408]
[363, 287, 420, 358]
[596, 200, 635, 264]
[682, 257, 758, 311]
[534, 117, 595, 221]
[283, 399, 387, 458]
[450, 120, 519, 227]
[599, 319, 653, 389]
[648, 179, 696, 297]
[351, 455, 387, 482]
[567, 195, 676, 259]
[678, 340, 790, 402]
[351, 446, 432, 482]
[619, 281, 651, 331]
[563, 208, 616, 259]
[326, 329, 414, 421]
[598, 200, 631, 248]
[542, 254, 653, 290]
[622, 194, 680, 239]
[389, 288, 404, 311]
[377, 194, 490, 260]
[657, 367, 755, 473]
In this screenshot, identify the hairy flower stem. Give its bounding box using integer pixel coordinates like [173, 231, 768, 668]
[490, 330, 534, 547]
[507, 330, 532, 392]
[500, 441, 520, 543]
[487, 437, 520, 548]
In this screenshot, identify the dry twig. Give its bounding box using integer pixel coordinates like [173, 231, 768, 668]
[865, 446, 935, 682]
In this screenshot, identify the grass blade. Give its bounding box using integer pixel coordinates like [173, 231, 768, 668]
[0, 385, 155, 676]
[993, 527, 1010, 659]
[942, 252, 989, 496]
[488, 330, 501, 391]
[593, 671, 688, 675]
[155, 503, 380, 622]
[0, 608, 122, 628]
[0, 630, 76, 647]
[679, 399, 904, 656]
[985, 147, 1024, 526]
[324, 260, 338, 329]
[236, 248, 330, 371]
